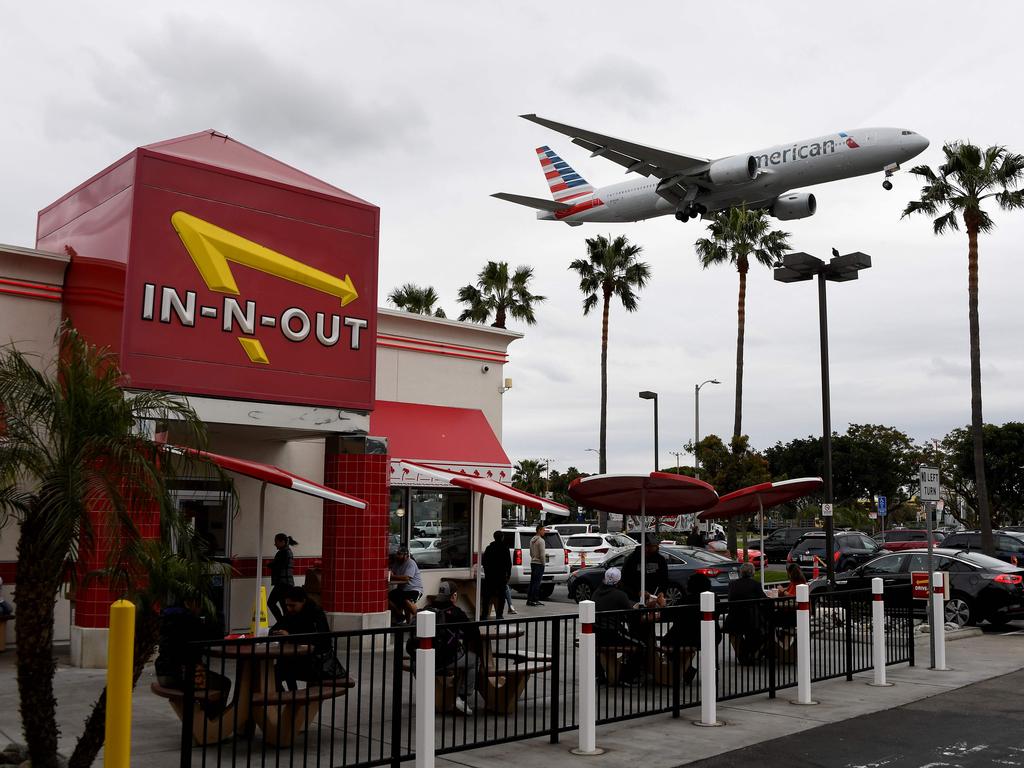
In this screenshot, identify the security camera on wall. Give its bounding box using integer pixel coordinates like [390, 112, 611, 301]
[481, 365, 490, 373]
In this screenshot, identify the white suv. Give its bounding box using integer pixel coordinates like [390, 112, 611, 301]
[498, 527, 569, 599]
[564, 532, 635, 570]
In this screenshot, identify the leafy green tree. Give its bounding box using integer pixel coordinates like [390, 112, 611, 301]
[903, 142, 1024, 554]
[387, 283, 447, 317]
[457, 261, 545, 329]
[512, 458, 549, 497]
[569, 234, 651, 528]
[940, 422, 1024, 527]
[0, 327, 208, 768]
[695, 207, 791, 445]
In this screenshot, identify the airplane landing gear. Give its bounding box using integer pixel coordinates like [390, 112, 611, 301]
[675, 203, 704, 223]
[882, 162, 899, 191]
[675, 211, 690, 222]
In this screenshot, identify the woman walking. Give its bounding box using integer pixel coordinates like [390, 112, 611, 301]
[268, 533, 297, 622]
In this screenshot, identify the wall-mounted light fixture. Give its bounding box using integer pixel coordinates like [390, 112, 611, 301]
[500, 377, 513, 394]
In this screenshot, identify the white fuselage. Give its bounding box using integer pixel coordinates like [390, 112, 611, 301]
[539, 127, 928, 223]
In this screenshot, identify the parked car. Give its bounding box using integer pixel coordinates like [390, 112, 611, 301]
[413, 519, 442, 538]
[747, 527, 809, 563]
[942, 530, 1024, 567]
[566, 543, 742, 604]
[407, 537, 442, 567]
[1002, 526, 1024, 534]
[827, 548, 1024, 627]
[497, 527, 570, 598]
[707, 540, 765, 569]
[550, 523, 601, 537]
[788, 530, 882, 575]
[873, 529, 945, 551]
[564, 532, 635, 570]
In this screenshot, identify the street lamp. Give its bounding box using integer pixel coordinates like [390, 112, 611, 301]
[638, 391, 659, 471]
[774, 249, 871, 586]
[694, 379, 720, 479]
[584, 448, 600, 472]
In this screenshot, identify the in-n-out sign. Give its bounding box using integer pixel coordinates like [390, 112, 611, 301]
[919, 466, 941, 502]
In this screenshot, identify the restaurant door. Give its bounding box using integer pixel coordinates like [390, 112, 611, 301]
[169, 480, 234, 628]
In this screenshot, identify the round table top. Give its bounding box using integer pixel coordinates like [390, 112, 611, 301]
[206, 640, 313, 658]
[479, 626, 525, 641]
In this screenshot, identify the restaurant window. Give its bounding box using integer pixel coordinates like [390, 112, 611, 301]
[410, 488, 472, 569]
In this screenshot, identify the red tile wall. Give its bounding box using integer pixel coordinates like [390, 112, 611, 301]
[321, 452, 390, 614]
[74, 484, 160, 629]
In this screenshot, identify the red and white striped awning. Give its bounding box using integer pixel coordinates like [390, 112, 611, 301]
[396, 460, 569, 517]
[164, 445, 366, 508]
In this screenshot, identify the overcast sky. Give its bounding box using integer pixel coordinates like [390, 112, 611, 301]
[2, 2, 1022, 474]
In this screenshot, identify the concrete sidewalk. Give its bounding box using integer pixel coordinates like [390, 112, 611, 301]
[0, 629, 1020, 767]
[435, 631, 1024, 768]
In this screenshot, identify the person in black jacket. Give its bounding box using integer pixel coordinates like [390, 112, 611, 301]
[425, 582, 482, 715]
[267, 533, 297, 622]
[622, 534, 669, 603]
[154, 600, 230, 713]
[721, 563, 770, 664]
[481, 531, 513, 619]
[271, 586, 346, 690]
[593, 568, 648, 684]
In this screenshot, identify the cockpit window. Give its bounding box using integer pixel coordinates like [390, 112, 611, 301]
[901, 130, 913, 135]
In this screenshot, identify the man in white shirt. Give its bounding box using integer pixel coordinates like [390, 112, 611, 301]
[527, 523, 547, 606]
[388, 547, 423, 624]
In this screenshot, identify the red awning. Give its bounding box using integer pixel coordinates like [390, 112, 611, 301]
[397, 460, 569, 517]
[164, 445, 367, 508]
[699, 478, 822, 520]
[370, 401, 512, 482]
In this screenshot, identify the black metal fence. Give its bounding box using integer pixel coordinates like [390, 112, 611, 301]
[174, 587, 913, 768]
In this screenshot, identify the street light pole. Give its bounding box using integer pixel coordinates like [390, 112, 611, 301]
[693, 379, 720, 480]
[775, 249, 871, 588]
[670, 450, 685, 473]
[639, 390, 659, 532]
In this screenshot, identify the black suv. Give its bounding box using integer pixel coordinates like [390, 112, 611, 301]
[747, 527, 808, 563]
[941, 530, 1024, 567]
[788, 530, 881, 575]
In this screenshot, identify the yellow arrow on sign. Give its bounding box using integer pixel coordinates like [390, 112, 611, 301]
[170, 211, 358, 307]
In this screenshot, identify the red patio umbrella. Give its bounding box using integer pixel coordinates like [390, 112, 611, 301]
[699, 478, 823, 587]
[568, 473, 719, 597]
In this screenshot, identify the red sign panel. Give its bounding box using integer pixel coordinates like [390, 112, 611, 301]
[38, 134, 379, 411]
[911, 571, 930, 600]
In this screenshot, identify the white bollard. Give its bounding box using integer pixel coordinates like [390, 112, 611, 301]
[571, 600, 604, 755]
[793, 583, 817, 705]
[869, 578, 893, 687]
[932, 572, 948, 671]
[694, 591, 723, 726]
[415, 610, 436, 768]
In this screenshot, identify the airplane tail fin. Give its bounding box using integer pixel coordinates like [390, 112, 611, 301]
[536, 146, 594, 202]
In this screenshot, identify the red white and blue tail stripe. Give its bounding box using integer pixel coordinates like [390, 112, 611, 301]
[537, 146, 594, 203]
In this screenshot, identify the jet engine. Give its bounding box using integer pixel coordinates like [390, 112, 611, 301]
[708, 155, 758, 185]
[771, 192, 817, 220]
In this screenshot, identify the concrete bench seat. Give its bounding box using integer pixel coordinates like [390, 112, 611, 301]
[251, 679, 354, 747]
[150, 682, 235, 745]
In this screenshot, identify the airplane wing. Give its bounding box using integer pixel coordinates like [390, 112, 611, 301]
[491, 192, 570, 212]
[520, 114, 710, 179]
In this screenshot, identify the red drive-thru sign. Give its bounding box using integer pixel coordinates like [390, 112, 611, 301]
[911, 571, 949, 600]
[37, 131, 379, 410]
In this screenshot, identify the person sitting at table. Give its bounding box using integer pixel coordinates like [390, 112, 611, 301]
[421, 582, 482, 716]
[779, 562, 807, 598]
[271, 586, 347, 691]
[593, 568, 649, 685]
[622, 534, 669, 604]
[388, 546, 423, 625]
[155, 598, 231, 714]
[722, 563, 770, 665]
[662, 572, 720, 684]
[685, 525, 706, 548]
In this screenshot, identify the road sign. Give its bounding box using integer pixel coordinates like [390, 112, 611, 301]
[919, 466, 941, 501]
[912, 571, 949, 601]
[878, 495, 888, 517]
[822, 503, 833, 517]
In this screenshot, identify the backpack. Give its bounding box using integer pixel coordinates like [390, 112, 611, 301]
[403, 604, 465, 672]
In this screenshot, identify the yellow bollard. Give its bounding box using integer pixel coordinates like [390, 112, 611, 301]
[105, 599, 135, 768]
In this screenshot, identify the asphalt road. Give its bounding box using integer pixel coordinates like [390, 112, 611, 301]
[685, 664, 1024, 768]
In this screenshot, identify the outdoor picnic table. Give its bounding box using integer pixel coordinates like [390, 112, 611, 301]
[476, 624, 553, 713]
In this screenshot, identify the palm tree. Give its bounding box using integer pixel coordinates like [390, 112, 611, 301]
[696, 206, 791, 443]
[0, 326, 208, 768]
[387, 283, 447, 318]
[903, 142, 1024, 556]
[569, 234, 651, 526]
[512, 459, 549, 498]
[457, 261, 545, 329]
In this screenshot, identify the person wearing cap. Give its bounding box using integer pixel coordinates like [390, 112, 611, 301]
[622, 533, 669, 604]
[388, 545, 423, 624]
[592, 567, 647, 685]
[424, 582, 482, 715]
[526, 522, 547, 606]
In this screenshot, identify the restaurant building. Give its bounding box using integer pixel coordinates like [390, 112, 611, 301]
[0, 131, 520, 666]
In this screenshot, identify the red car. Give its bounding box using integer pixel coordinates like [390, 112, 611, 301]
[707, 540, 765, 569]
[873, 529, 944, 551]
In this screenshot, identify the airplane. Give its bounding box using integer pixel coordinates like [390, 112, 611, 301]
[493, 114, 929, 226]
